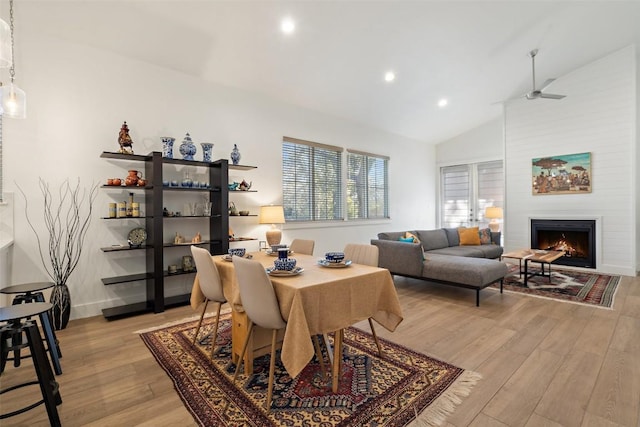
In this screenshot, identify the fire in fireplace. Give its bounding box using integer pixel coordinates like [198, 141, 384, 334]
[530, 219, 596, 268]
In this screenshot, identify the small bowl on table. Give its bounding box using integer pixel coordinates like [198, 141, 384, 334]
[325, 251, 345, 263]
[273, 258, 297, 271]
[228, 248, 246, 258]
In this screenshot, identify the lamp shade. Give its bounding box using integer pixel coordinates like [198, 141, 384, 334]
[258, 205, 285, 224]
[485, 207, 503, 219]
[1, 82, 26, 119]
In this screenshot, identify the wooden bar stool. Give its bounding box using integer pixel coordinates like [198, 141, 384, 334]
[0, 303, 62, 426]
[0, 282, 62, 375]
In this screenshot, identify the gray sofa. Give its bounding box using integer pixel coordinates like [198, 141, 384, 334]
[371, 228, 508, 306]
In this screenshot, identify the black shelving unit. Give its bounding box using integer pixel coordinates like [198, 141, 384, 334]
[99, 151, 229, 319]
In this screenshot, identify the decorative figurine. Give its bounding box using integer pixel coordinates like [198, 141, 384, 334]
[239, 180, 252, 191]
[192, 232, 202, 243]
[118, 121, 134, 154]
[229, 201, 238, 216]
[230, 144, 241, 165]
[179, 132, 197, 161]
[174, 232, 185, 244]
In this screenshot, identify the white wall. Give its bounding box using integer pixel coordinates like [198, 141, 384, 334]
[2, 18, 436, 319]
[504, 45, 637, 276]
[436, 118, 503, 167]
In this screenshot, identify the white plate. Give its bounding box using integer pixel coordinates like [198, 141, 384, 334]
[317, 259, 352, 268]
[266, 267, 304, 277]
[265, 248, 294, 256]
[222, 254, 253, 262]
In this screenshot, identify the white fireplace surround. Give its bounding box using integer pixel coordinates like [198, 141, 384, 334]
[528, 215, 602, 272]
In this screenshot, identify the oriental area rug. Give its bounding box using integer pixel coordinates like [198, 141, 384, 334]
[139, 313, 480, 426]
[495, 264, 620, 308]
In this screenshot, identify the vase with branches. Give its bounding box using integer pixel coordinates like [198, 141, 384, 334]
[18, 178, 98, 330]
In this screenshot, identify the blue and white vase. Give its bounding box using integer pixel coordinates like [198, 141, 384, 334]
[179, 133, 197, 161]
[230, 144, 241, 165]
[161, 137, 175, 159]
[201, 143, 214, 162]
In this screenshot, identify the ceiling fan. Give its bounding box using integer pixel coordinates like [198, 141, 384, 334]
[523, 49, 566, 100]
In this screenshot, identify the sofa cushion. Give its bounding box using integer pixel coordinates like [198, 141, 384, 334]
[416, 229, 449, 251]
[399, 236, 414, 243]
[444, 228, 460, 247]
[459, 227, 481, 245]
[405, 231, 421, 243]
[473, 244, 504, 259]
[428, 246, 486, 257]
[479, 228, 492, 244]
[422, 254, 508, 288]
[378, 231, 409, 241]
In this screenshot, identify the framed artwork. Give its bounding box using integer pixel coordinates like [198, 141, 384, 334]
[532, 152, 591, 195]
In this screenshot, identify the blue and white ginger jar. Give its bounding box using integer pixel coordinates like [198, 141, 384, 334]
[179, 133, 197, 161]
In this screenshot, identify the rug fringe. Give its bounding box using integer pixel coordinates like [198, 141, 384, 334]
[133, 307, 232, 334]
[408, 370, 482, 427]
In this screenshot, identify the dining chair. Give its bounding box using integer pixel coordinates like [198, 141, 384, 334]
[231, 256, 287, 411]
[190, 246, 227, 359]
[289, 239, 315, 255]
[343, 243, 384, 357]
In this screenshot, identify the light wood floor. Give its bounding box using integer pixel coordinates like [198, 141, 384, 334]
[2, 274, 639, 426]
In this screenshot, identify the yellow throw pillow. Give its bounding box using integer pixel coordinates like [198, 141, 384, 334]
[405, 231, 421, 244]
[458, 227, 481, 245]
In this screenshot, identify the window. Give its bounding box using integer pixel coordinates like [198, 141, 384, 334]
[440, 160, 503, 228]
[282, 137, 343, 221]
[347, 150, 389, 219]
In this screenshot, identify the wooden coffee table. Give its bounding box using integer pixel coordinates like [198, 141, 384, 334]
[501, 249, 564, 286]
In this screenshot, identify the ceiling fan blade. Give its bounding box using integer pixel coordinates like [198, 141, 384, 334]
[539, 93, 566, 100]
[538, 78, 556, 91]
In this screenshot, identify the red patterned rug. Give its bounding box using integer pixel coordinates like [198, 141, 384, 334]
[139, 313, 480, 426]
[496, 264, 620, 308]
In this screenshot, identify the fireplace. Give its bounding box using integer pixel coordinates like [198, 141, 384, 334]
[530, 219, 596, 268]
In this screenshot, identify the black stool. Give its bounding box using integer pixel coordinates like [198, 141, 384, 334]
[0, 303, 62, 426]
[0, 282, 62, 375]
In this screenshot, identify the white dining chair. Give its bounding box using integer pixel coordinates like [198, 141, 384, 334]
[190, 246, 227, 359]
[231, 256, 287, 410]
[289, 239, 315, 255]
[343, 243, 384, 357]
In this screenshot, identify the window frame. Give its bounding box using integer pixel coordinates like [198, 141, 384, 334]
[282, 136, 344, 222]
[346, 149, 389, 220]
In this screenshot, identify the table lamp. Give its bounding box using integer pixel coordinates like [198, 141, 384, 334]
[259, 205, 285, 246]
[485, 206, 503, 232]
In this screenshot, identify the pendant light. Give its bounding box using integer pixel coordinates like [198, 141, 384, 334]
[1, 0, 26, 119]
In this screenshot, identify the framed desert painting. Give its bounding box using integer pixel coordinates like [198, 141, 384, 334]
[532, 152, 591, 195]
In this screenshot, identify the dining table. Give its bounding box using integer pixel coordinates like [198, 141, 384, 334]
[190, 251, 403, 389]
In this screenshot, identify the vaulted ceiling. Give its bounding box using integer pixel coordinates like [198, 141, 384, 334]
[21, 1, 640, 143]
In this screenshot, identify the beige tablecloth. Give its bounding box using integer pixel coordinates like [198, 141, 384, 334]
[190, 252, 403, 378]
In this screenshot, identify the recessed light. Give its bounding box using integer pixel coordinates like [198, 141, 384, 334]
[384, 71, 395, 82]
[438, 98, 448, 107]
[281, 17, 295, 34]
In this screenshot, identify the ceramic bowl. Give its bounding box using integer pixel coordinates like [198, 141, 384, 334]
[228, 248, 246, 257]
[239, 210, 250, 216]
[325, 251, 345, 263]
[274, 258, 297, 271]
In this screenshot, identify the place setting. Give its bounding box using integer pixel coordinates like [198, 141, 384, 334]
[265, 249, 303, 276]
[265, 243, 294, 257]
[221, 248, 253, 262]
[317, 251, 352, 268]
